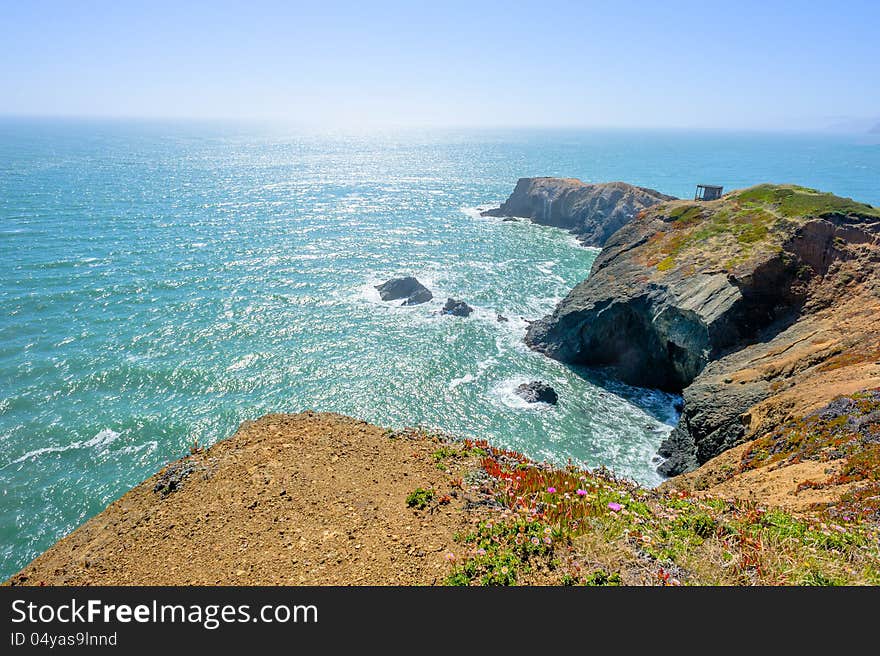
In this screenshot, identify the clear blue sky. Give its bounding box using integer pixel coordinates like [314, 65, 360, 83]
[2, 0, 878, 130]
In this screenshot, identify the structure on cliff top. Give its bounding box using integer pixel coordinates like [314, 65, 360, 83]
[695, 184, 723, 201]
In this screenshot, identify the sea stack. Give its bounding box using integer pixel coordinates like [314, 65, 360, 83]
[482, 178, 675, 247]
[375, 276, 433, 305]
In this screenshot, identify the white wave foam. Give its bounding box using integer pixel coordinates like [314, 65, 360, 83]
[448, 357, 496, 390]
[536, 260, 557, 275]
[227, 353, 259, 371]
[81, 428, 121, 450]
[3, 428, 122, 468]
[118, 440, 158, 455]
[448, 373, 475, 390]
[460, 206, 492, 220]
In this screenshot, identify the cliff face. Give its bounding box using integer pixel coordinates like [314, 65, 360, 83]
[526, 184, 880, 478]
[482, 178, 675, 246]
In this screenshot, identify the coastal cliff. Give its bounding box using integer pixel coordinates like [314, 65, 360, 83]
[482, 178, 675, 246]
[526, 185, 880, 487]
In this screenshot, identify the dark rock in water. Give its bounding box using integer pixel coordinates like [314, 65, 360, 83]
[502, 217, 519, 222]
[402, 287, 433, 306]
[515, 381, 558, 405]
[441, 298, 473, 317]
[482, 178, 675, 247]
[375, 276, 433, 306]
[496, 314, 509, 322]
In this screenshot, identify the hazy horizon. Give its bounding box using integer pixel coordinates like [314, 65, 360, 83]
[2, 0, 879, 131]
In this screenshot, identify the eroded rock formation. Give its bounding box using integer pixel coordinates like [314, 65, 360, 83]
[482, 178, 675, 246]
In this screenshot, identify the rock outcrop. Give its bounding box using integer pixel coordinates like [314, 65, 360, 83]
[482, 178, 676, 246]
[515, 381, 558, 405]
[441, 298, 473, 317]
[375, 276, 433, 305]
[526, 184, 880, 477]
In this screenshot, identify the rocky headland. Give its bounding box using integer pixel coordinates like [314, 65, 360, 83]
[482, 178, 675, 246]
[525, 184, 880, 514]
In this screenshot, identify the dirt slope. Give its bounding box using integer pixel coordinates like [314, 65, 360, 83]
[7, 412, 484, 585]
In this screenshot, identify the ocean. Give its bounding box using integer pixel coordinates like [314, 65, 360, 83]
[1, 119, 878, 578]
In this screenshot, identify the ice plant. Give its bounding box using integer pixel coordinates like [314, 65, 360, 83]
[608, 502, 622, 512]
[547, 487, 556, 493]
[577, 489, 588, 496]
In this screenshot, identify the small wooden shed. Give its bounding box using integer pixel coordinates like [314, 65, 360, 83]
[695, 184, 723, 201]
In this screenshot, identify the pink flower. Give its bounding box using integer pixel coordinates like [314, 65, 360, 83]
[576, 489, 588, 496]
[444, 552, 456, 562]
[543, 536, 552, 545]
[476, 548, 486, 556]
[547, 487, 556, 493]
[607, 502, 622, 512]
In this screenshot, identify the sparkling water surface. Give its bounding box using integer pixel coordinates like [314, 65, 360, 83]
[2, 120, 878, 577]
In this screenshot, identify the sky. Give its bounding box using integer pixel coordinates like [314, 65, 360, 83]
[2, 0, 878, 130]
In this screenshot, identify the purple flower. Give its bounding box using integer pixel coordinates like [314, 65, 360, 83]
[547, 487, 556, 494]
[576, 489, 588, 496]
[607, 502, 622, 512]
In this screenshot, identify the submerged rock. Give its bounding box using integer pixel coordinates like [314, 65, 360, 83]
[441, 298, 473, 317]
[482, 178, 675, 247]
[515, 381, 558, 405]
[375, 276, 433, 306]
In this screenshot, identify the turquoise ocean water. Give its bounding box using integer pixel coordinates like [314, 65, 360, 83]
[1, 120, 878, 577]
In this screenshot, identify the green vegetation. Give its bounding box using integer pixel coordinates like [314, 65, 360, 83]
[562, 569, 622, 586]
[431, 444, 486, 470]
[442, 436, 880, 585]
[733, 184, 880, 219]
[406, 487, 434, 510]
[445, 518, 555, 586]
[645, 184, 877, 273]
